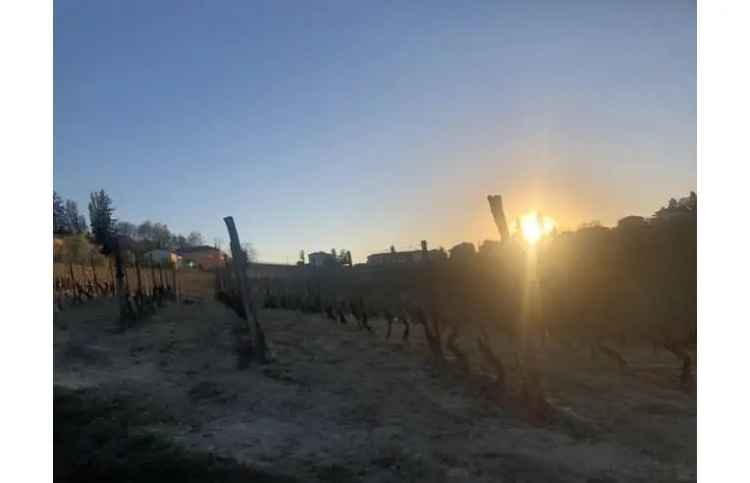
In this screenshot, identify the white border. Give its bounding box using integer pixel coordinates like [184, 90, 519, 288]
[697, 0, 750, 480]
[2, 1, 748, 481]
[0, 1, 53, 482]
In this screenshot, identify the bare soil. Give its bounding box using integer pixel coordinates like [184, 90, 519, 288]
[54, 299, 696, 482]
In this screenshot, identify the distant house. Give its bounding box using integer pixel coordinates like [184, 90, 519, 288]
[176, 245, 225, 270]
[366, 243, 446, 266]
[308, 251, 338, 267]
[143, 249, 182, 267]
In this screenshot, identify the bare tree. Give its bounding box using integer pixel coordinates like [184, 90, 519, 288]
[115, 221, 138, 239]
[152, 223, 171, 248]
[137, 221, 154, 241]
[242, 243, 258, 263]
[187, 231, 204, 246]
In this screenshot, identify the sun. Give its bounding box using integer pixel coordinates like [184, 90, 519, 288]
[519, 211, 556, 245]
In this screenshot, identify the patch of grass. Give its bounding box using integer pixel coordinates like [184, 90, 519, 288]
[54, 386, 297, 483]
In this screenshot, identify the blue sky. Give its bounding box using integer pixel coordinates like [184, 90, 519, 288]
[54, 0, 696, 263]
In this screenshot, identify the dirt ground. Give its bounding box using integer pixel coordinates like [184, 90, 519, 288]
[53, 299, 696, 482]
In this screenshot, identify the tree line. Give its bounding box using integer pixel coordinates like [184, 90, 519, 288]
[54, 189, 206, 252]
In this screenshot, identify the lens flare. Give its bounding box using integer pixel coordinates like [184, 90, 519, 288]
[519, 211, 556, 245]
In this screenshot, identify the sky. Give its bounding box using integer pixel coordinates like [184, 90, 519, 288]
[54, 0, 696, 263]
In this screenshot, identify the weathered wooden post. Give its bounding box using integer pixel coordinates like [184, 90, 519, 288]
[113, 241, 130, 329]
[223, 216, 269, 363]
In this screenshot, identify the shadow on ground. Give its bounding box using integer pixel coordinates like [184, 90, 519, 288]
[54, 385, 297, 483]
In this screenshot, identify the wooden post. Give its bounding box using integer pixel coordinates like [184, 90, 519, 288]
[158, 262, 165, 288]
[487, 194, 510, 243]
[135, 258, 144, 315]
[135, 259, 143, 294]
[224, 216, 269, 363]
[108, 258, 116, 295]
[123, 261, 131, 297]
[113, 241, 129, 329]
[151, 264, 158, 292]
[90, 257, 100, 295]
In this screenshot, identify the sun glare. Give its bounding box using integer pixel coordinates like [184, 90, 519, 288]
[519, 211, 556, 245]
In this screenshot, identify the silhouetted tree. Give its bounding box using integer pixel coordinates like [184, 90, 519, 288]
[337, 249, 352, 266]
[654, 191, 696, 220]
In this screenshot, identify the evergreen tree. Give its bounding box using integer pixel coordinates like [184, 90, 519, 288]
[88, 189, 116, 254]
[53, 191, 67, 234]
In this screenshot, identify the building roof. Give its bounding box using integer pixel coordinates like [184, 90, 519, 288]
[145, 248, 176, 254]
[175, 245, 221, 255]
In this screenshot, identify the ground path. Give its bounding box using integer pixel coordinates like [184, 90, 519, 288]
[54, 300, 695, 482]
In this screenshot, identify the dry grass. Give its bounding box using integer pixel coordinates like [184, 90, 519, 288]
[54, 301, 696, 482]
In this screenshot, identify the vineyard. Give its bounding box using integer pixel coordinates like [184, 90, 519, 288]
[218, 200, 696, 424]
[54, 198, 696, 482]
[54, 262, 215, 307]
